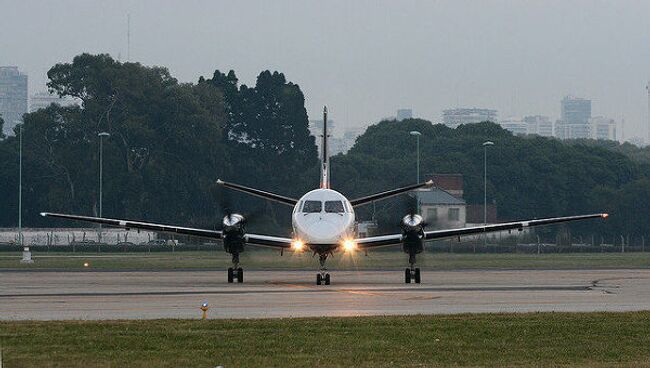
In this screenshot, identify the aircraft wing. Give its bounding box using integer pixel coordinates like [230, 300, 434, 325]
[355, 213, 608, 249]
[245, 234, 293, 249]
[40, 212, 223, 239]
[41, 212, 294, 249]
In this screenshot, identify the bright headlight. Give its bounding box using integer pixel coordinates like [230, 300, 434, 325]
[291, 240, 304, 251]
[342, 239, 356, 252]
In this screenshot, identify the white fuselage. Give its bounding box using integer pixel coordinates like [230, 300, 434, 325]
[292, 188, 355, 248]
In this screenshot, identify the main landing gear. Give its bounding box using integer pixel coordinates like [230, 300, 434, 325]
[227, 252, 244, 283]
[316, 253, 331, 285]
[405, 252, 421, 284]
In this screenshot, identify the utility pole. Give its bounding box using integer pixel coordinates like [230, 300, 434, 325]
[482, 141, 494, 247]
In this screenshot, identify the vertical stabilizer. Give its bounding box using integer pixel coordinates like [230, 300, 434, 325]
[320, 106, 330, 188]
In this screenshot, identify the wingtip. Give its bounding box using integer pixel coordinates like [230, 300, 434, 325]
[601, 213, 609, 219]
[424, 180, 434, 186]
[40, 212, 47, 217]
[216, 179, 224, 185]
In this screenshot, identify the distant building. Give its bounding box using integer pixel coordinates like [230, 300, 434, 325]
[556, 96, 591, 139]
[590, 117, 617, 141]
[0, 66, 28, 136]
[30, 91, 79, 112]
[396, 109, 413, 121]
[524, 115, 554, 137]
[499, 118, 528, 136]
[416, 188, 466, 230]
[442, 108, 498, 128]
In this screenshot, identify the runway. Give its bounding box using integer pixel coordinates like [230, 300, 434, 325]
[1, 269, 649, 320]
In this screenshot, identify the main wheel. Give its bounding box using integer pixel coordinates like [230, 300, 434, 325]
[227, 267, 234, 283]
[405, 268, 411, 283]
[414, 268, 421, 284]
[237, 267, 244, 283]
[325, 273, 331, 285]
[316, 274, 322, 285]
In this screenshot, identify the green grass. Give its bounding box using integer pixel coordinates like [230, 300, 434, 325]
[2, 312, 650, 367]
[1, 250, 649, 270]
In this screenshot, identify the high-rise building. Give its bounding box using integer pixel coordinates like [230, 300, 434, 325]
[523, 115, 554, 137]
[396, 109, 413, 121]
[556, 96, 591, 139]
[442, 108, 497, 128]
[0, 66, 28, 136]
[589, 117, 617, 141]
[30, 91, 79, 112]
[499, 118, 528, 136]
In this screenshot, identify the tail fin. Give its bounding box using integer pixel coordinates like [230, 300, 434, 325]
[320, 106, 330, 189]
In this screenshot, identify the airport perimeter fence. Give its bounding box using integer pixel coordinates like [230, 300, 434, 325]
[0, 240, 646, 254]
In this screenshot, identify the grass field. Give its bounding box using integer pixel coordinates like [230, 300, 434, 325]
[1, 250, 649, 270]
[1, 312, 650, 367]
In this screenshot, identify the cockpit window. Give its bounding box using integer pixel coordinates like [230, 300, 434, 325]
[302, 200, 322, 213]
[325, 200, 345, 213]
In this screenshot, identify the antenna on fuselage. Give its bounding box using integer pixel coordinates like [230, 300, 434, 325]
[320, 106, 330, 189]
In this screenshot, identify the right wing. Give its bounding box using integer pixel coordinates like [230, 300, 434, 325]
[40, 212, 295, 250]
[217, 179, 298, 206]
[40, 212, 223, 239]
[355, 213, 608, 249]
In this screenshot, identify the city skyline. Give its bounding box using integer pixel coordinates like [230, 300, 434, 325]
[1, 1, 649, 139]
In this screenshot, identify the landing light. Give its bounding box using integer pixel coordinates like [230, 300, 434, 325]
[342, 239, 356, 253]
[292, 240, 304, 251]
[602, 213, 609, 219]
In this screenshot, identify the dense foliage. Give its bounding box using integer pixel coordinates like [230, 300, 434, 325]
[0, 53, 647, 239]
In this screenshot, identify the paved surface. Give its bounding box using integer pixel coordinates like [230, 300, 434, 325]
[1, 269, 649, 320]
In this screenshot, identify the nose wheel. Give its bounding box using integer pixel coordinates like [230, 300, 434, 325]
[316, 273, 330, 285]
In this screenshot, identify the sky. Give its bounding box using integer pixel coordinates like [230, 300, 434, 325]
[1, 0, 650, 139]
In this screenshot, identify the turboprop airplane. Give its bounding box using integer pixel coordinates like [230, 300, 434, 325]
[41, 107, 608, 285]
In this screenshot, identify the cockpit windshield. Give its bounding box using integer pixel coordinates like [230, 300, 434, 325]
[324, 200, 345, 213]
[302, 200, 322, 213]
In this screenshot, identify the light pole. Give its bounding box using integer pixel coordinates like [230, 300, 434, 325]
[18, 125, 32, 263]
[98, 132, 110, 242]
[409, 131, 422, 183]
[482, 141, 494, 227]
[410, 131, 422, 215]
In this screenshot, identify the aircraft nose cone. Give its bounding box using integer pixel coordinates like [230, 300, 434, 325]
[297, 215, 348, 244]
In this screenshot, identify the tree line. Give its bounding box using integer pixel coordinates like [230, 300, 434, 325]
[0, 53, 647, 239]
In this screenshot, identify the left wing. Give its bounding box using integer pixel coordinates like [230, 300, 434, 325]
[356, 213, 608, 249]
[40, 212, 295, 249]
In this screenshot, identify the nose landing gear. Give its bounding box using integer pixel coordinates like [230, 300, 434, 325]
[316, 253, 330, 285]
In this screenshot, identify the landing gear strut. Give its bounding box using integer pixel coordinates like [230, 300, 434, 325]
[316, 253, 330, 285]
[227, 252, 243, 283]
[405, 252, 420, 284]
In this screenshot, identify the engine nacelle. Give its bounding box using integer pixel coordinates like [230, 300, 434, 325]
[401, 214, 424, 254]
[401, 214, 424, 232]
[222, 213, 246, 253]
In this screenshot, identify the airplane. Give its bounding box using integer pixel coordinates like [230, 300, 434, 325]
[41, 106, 608, 285]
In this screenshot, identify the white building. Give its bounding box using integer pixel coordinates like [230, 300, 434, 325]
[396, 109, 413, 121]
[499, 118, 528, 136]
[442, 108, 498, 128]
[30, 91, 79, 112]
[589, 117, 617, 141]
[524, 115, 554, 137]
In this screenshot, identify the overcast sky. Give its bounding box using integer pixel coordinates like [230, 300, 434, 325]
[1, 0, 649, 139]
